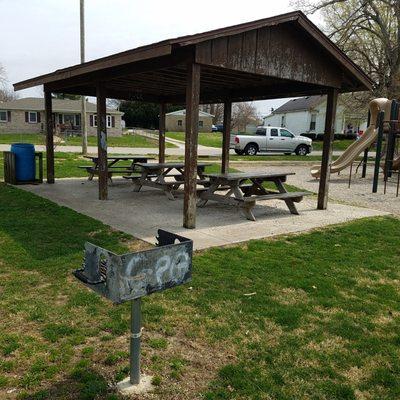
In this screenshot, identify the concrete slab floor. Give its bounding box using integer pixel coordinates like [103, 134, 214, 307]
[21, 178, 389, 250]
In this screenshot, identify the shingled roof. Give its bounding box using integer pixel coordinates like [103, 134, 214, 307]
[0, 97, 122, 114]
[272, 95, 325, 114]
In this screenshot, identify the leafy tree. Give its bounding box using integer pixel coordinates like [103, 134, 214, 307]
[120, 101, 181, 129]
[52, 93, 81, 100]
[294, 0, 400, 101]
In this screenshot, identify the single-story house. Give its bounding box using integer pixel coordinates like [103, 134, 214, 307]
[166, 109, 213, 132]
[0, 97, 124, 136]
[263, 95, 367, 138]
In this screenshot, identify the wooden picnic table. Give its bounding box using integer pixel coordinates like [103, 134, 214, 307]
[80, 155, 154, 181]
[197, 172, 310, 221]
[125, 162, 210, 200]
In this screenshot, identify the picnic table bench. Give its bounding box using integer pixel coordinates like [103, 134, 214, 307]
[197, 172, 310, 221]
[79, 155, 154, 182]
[124, 162, 210, 200]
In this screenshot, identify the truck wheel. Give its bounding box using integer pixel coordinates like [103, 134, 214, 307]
[295, 145, 309, 156]
[234, 149, 244, 155]
[244, 143, 258, 156]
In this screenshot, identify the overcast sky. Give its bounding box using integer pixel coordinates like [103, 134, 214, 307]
[1, 0, 320, 116]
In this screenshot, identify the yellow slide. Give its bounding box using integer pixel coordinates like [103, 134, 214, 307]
[311, 98, 392, 178]
[393, 157, 400, 171]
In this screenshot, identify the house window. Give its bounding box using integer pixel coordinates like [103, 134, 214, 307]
[63, 114, 76, 125]
[91, 115, 112, 128]
[28, 112, 38, 123]
[310, 113, 317, 131]
[0, 110, 7, 122]
[177, 120, 183, 126]
[199, 120, 203, 128]
[281, 115, 286, 127]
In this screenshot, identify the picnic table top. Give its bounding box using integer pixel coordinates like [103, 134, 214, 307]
[134, 162, 210, 169]
[84, 155, 154, 161]
[202, 172, 295, 180]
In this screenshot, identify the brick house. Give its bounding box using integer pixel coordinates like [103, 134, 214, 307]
[166, 109, 213, 132]
[0, 97, 124, 136]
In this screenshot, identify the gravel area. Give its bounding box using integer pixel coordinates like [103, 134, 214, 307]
[236, 162, 400, 216]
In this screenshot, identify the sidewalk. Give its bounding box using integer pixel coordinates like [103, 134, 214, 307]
[0, 143, 222, 157]
[0, 142, 373, 158]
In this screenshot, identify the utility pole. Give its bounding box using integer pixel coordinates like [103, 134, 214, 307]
[80, 0, 88, 155]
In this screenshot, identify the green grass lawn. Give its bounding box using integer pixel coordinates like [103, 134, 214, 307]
[312, 139, 356, 152]
[0, 133, 176, 148]
[167, 131, 222, 148]
[0, 185, 399, 399]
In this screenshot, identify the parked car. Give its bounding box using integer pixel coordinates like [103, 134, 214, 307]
[230, 126, 313, 156]
[212, 124, 218, 132]
[215, 124, 224, 132]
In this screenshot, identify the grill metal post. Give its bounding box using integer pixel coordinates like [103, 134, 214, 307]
[130, 298, 141, 385]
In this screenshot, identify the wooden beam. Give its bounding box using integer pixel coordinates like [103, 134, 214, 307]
[44, 91, 55, 184]
[96, 82, 108, 200]
[183, 63, 201, 229]
[317, 88, 338, 209]
[221, 101, 232, 173]
[159, 103, 167, 163]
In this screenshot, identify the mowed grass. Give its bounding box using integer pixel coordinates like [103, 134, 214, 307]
[0, 133, 176, 148]
[167, 131, 223, 148]
[312, 139, 357, 151]
[0, 184, 399, 399]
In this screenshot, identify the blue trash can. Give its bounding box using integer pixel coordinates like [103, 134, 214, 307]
[11, 143, 36, 182]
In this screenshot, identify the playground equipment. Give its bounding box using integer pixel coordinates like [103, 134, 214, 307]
[311, 98, 392, 179]
[371, 99, 400, 195]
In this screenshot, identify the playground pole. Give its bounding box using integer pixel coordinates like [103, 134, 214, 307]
[372, 111, 385, 193]
[384, 101, 399, 180]
[361, 111, 371, 178]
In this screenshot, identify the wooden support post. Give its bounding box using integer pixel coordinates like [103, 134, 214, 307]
[159, 103, 166, 164]
[317, 88, 338, 210]
[221, 101, 232, 174]
[96, 82, 108, 200]
[44, 91, 55, 184]
[183, 63, 201, 229]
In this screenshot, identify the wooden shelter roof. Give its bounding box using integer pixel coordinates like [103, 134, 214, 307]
[14, 11, 373, 103]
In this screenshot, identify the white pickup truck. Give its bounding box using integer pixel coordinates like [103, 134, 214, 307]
[230, 126, 313, 156]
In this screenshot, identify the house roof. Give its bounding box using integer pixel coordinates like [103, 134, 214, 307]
[166, 109, 214, 117]
[14, 11, 373, 104]
[0, 97, 123, 114]
[271, 95, 325, 114]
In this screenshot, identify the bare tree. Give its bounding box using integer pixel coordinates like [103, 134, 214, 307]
[0, 64, 18, 102]
[293, 0, 400, 101]
[231, 102, 260, 133]
[107, 98, 121, 110]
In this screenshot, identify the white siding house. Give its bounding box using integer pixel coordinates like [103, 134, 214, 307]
[263, 96, 366, 138]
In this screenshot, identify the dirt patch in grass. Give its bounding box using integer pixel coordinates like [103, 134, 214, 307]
[272, 287, 310, 306]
